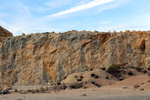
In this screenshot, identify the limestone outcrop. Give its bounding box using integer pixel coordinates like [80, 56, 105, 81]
[0, 26, 13, 37]
[0, 26, 13, 48]
[0, 29, 150, 86]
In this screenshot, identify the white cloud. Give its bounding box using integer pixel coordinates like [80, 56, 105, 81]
[48, 0, 115, 17]
[39, 0, 94, 12]
[95, 0, 130, 14]
[38, 0, 72, 12]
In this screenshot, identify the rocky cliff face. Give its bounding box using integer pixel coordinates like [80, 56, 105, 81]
[0, 26, 13, 48]
[0, 29, 150, 85]
[0, 26, 13, 37]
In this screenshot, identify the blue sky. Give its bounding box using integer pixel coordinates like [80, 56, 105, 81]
[0, 0, 150, 36]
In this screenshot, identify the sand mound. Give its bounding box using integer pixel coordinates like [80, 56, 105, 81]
[116, 75, 150, 86]
[61, 69, 117, 87]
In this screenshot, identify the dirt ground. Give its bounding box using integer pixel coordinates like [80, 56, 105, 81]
[0, 86, 150, 100]
[1, 69, 150, 100]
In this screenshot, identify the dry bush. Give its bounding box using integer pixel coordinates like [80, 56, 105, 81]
[77, 79, 82, 82]
[143, 70, 147, 73]
[140, 88, 144, 91]
[128, 71, 134, 76]
[91, 73, 95, 77]
[134, 84, 140, 89]
[135, 67, 142, 72]
[101, 67, 106, 70]
[107, 64, 121, 73]
[35, 89, 40, 93]
[14, 89, 18, 92]
[68, 82, 83, 89]
[95, 75, 99, 79]
[83, 85, 87, 89]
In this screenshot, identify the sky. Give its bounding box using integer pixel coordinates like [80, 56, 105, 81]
[0, 0, 150, 36]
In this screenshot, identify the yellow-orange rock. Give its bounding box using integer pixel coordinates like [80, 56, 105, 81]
[0, 30, 150, 85]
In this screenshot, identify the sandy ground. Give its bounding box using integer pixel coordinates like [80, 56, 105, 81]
[0, 86, 150, 100]
[1, 74, 150, 100]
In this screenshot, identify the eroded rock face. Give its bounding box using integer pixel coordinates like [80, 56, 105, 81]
[0, 26, 13, 37]
[0, 26, 13, 48]
[0, 30, 150, 85]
